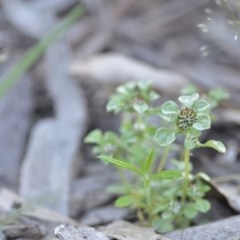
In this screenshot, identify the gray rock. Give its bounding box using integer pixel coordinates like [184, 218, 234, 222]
[70, 167, 117, 216]
[80, 205, 131, 226]
[0, 232, 6, 240]
[101, 220, 169, 240]
[20, 118, 82, 214]
[55, 225, 109, 240]
[20, 14, 87, 215]
[166, 215, 240, 240]
[226, 232, 240, 240]
[2, 223, 47, 239]
[0, 70, 33, 187]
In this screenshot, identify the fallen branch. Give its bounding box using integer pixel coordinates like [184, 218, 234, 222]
[70, 53, 188, 94]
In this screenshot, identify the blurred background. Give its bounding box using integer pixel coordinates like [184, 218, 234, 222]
[0, 0, 240, 235]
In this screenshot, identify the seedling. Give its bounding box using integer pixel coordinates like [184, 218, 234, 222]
[85, 82, 226, 232]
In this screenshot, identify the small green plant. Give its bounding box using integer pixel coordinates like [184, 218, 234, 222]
[85, 82, 226, 233]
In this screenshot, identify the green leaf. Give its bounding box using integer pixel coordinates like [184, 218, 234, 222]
[209, 87, 229, 101]
[117, 82, 135, 95]
[107, 183, 129, 195]
[158, 112, 177, 122]
[106, 96, 124, 113]
[152, 170, 182, 180]
[137, 81, 150, 92]
[181, 84, 198, 95]
[98, 156, 142, 175]
[189, 127, 201, 137]
[162, 211, 173, 219]
[153, 219, 174, 233]
[183, 203, 198, 219]
[144, 149, 154, 172]
[152, 203, 169, 215]
[189, 128, 201, 137]
[193, 113, 210, 130]
[161, 101, 179, 114]
[194, 99, 209, 111]
[115, 195, 135, 207]
[149, 91, 160, 101]
[133, 102, 148, 114]
[178, 93, 199, 108]
[104, 131, 118, 142]
[0, 5, 85, 100]
[197, 172, 211, 182]
[184, 137, 195, 150]
[196, 140, 226, 153]
[84, 130, 102, 144]
[155, 128, 176, 146]
[195, 199, 211, 213]
[172, 159, 192, 172]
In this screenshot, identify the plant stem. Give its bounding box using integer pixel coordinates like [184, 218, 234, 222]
[157, 146, 170, 172]
[144, 174, 154, 225]
[182, 147, 190, 203]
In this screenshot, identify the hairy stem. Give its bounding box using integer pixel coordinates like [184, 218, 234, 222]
[157, 145, 170, 172]
[143, 175, 154, 225]
[182, 147, 190, 203]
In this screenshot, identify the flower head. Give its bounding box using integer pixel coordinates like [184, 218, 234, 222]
[177, 108, 197, 131]
[162, 93, 210, 132]
[155, 93, 211, 147]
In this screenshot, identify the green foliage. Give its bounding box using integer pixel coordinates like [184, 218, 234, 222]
[196, 140, 226, 153]
[115, 195, 136, 207]
[107, 82, 159, 114]
[181, 84, 229, 109]
[155, 128, 176, 146]
[85, 81, 226, 233]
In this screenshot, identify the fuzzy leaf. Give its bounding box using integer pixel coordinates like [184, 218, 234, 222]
[152, 170, 182, 180]
[144, 149, 154, 172]
[209, 87, 229, 101]
[197, 172, 211, 182]
[133, 102, 149, 113]
[84, 130, 102, 144]
[106, 96, 124, 113]
[161, 101, 179, 114]
[158, 112, 177, 122]
[154, 219, 174, 233]
[181, 84, 198, 95]
[117, 82, 135, 94]
[137, 81, 150, 91]
[98, 156, 142, 175]
[189, 128, 201, 137]
[149, 91, 160, 101]
[196, 140, 226, 153]
[183, 203, 198, 219]
[155, 128, 176, 146]
[195, 199, 211, 213]
[193, 113, 210, 130]
[178, 93, 199, 108]
[184, 137, 195, 150]
[107, 184, 129, 195]
[194, 99, 209, 111]
[115, 195, 135, 207]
